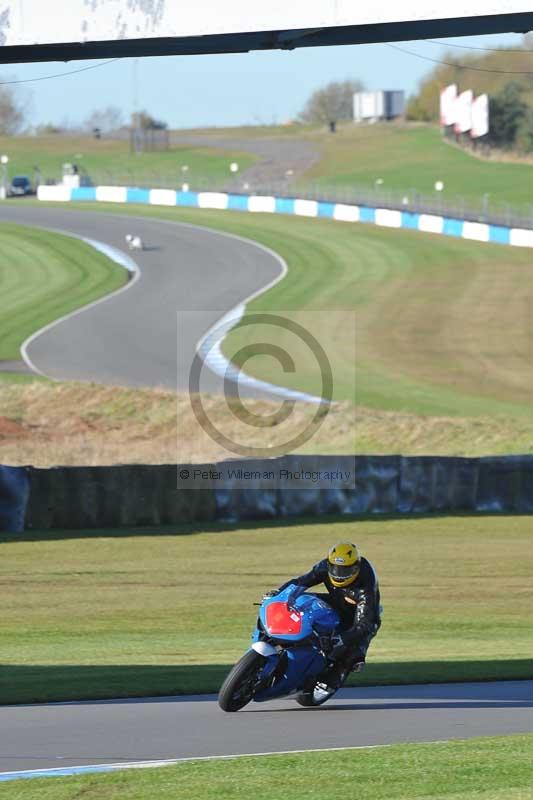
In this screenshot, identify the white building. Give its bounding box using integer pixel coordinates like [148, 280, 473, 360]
[353, 91, 405, 123]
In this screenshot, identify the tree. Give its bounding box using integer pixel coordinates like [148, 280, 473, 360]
[487, 82, 527, 149]
[406, 46, 533, 122]
[131, 110, 168, 130]
[298, 79, 365, 127]
[0, 82, 26, 135]
[83, 106, 124, 135]
[515, 107, 533, 153]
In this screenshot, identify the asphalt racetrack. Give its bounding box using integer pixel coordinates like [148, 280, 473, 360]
[1, 682, 532, 777]
[0, 205, 283, 393]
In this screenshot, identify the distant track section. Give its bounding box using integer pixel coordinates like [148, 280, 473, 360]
[0, 206, 283, 392]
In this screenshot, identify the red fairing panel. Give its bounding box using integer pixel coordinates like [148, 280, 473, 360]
[265, 602, 303, 635]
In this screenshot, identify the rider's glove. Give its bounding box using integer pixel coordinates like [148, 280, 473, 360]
[286, 585, 306, 612]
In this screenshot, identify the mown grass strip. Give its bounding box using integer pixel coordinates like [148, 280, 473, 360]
[1, 516, 532, 704]
[3, 735, 533, 798]
[0, 223, 127, 361]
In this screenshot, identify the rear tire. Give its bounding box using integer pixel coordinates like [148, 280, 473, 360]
[296, 669, 347, 707]
[218, 650, 266, 712]
[296, 685, 336, 707]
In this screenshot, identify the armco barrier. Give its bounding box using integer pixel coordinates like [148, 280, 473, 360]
[0, 465, 30, 533]
[37, 185, 533, 249]
[1, 455, 532, 532]
[24, 465, 216, 530]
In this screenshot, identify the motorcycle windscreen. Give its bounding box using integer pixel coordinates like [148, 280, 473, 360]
[265, 602, 302, 635]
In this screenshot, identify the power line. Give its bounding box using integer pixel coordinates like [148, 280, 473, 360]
[424, 39, 532, 54]
[387, 43, 533, 75]
[0, 58, 120, 86]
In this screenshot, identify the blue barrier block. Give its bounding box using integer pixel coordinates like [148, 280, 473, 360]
[126, 188, 151, 204]
[0, 465, 29, 532]
[318, 202, 335, 218]
[489, 225, 511, 245]
[176, 191, 198, 207]
[401, 211, 420, 230]
[71, 187, 96, 201]
[275, 198, 295, 215]
[443, 218, 464, 237]
[228, 194, 249, 211]
[359, 207, 376, 224]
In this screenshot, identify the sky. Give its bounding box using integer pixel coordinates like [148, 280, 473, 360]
[1, 32, 526, 131]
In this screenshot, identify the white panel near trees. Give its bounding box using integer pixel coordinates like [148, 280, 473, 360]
[471, 94, 490, 139]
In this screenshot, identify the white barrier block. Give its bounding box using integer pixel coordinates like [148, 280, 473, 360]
[462, 221, 489, 242]
[333, 203, 359, 222]
[95, 186, 127, 203]
[198, 192, 229, 210]
[375, 208, 402, 228]
[37, 185, 72, 202]
[510, 228, 533, 248]
[418, 214, 444, 234]
[248, 195, 276, 213]
[150, 189, 177, 206]
[294, 199, 318, 217]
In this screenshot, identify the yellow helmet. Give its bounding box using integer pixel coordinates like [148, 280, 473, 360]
[327, 542, 360, 587]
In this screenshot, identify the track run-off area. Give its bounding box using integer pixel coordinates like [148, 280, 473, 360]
[1, 681, 533, 780]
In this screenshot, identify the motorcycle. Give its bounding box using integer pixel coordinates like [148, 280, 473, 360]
[218, 584, 348, 712]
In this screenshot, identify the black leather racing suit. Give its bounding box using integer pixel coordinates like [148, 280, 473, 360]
[279, 556, 381, 665]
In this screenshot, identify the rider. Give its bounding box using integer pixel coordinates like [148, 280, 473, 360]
[274, 542, 381, 688]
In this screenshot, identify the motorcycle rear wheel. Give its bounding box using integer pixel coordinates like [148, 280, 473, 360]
[296, 669, 347, 707]
[218, 650, 266, 712]
[296, 683, 336, 707]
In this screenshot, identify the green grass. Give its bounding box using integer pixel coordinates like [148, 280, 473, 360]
[1, 515, 532, 704]
[0, 371, 47, 384]
[298, 123, 533, 215]
[0, 134, 256, 188]
[0, 223, 128, 361]
[4, 736, 533, 799]
[42, 201, 533, 425]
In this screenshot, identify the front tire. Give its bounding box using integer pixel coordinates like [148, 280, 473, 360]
[218, 650, 266, 712]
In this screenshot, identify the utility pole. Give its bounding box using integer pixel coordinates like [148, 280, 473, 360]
[131, 57, 141, 154]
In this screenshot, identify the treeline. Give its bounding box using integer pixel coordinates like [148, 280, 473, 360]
[407, 39, 533, 152]
[0, 79, 168, 138]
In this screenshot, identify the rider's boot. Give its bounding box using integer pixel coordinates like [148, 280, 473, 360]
[324, 654, 366, 690]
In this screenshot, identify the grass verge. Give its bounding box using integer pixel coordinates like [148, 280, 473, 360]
[2, 382, 533, 466]
[0, 134, 255, 187]
[1, 516, 532, 704]
[298, 122, 533, 214]
[0, 222, 127, 361]
[4, 735, 533, 799]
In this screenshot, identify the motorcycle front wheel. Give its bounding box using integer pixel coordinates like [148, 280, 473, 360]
[218, 650, 266, 712]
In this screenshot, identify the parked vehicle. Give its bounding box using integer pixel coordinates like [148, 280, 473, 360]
[9, 176, 33, 196]
[218, 584, 346, 712]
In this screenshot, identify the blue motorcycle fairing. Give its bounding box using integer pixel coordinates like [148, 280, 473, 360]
[253, 645, 327, 702]
[249, 584, 341, 702]
[257, 584, 339, 642]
